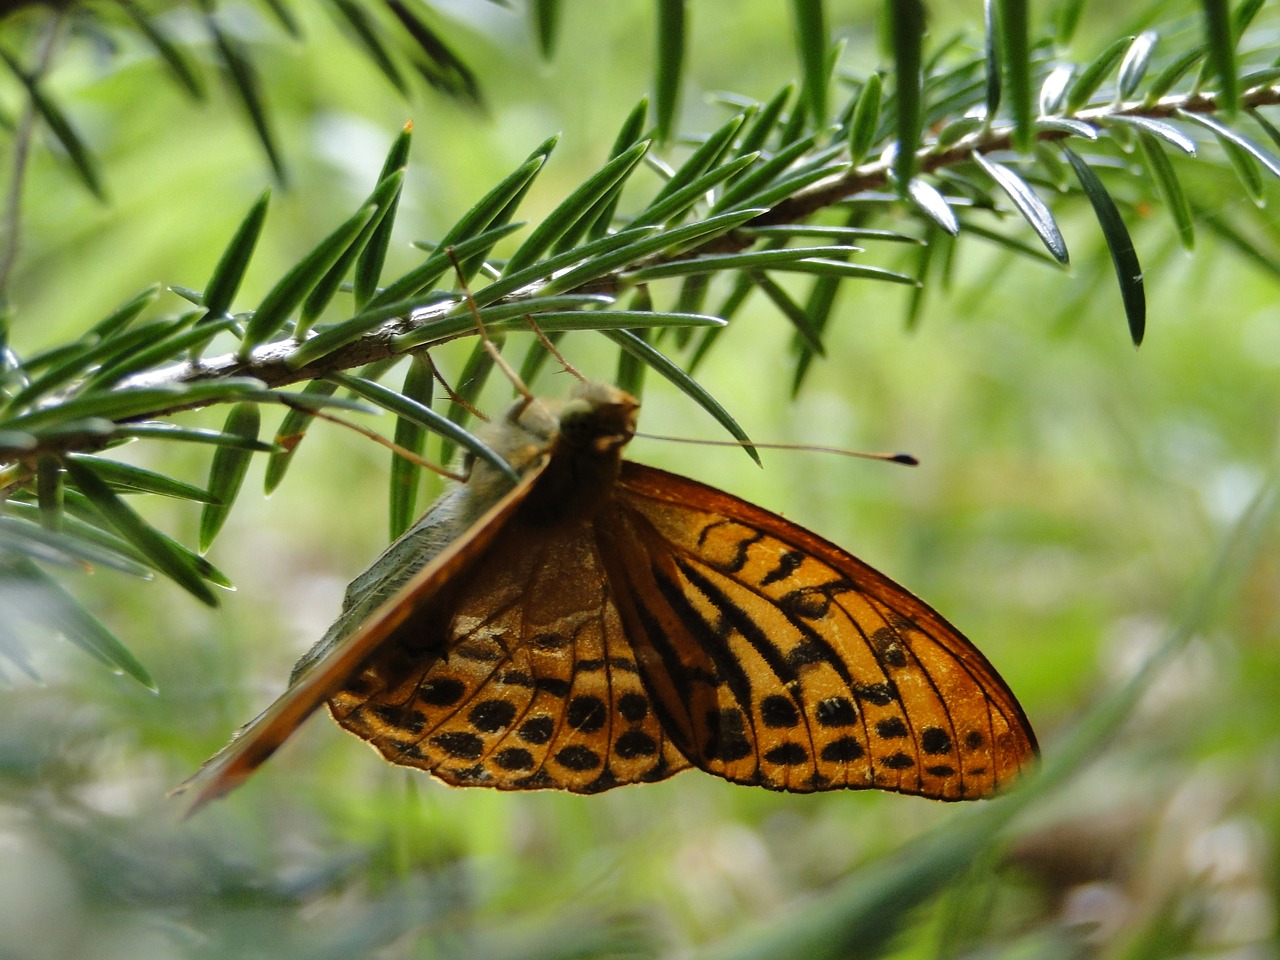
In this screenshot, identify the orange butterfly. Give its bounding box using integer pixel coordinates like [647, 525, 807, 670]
[176, 381, 1036, 812]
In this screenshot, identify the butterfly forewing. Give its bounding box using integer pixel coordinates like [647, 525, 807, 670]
[601, 461, 1036, 800]
[331, 508, 691, 792]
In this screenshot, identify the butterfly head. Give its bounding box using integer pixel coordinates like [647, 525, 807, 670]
[557, 381, 639, 456]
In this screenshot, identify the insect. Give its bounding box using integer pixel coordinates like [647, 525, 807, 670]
[176, 380, 1036, 812]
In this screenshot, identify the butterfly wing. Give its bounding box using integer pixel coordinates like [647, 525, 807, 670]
[329, 507, 691, 792]
[171, 461, 548, 814]
[597, 461, 1037, 800]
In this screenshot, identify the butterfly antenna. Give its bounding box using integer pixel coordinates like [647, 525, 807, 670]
[634, 432, 919, 466]
[447, 247, 535, 409]
[422, 350, 487, 423]
[523, 314, 586, 382]
[282, 397, 468, 482]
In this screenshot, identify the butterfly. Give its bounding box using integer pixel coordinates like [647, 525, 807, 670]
[175, 380, 1036, 812]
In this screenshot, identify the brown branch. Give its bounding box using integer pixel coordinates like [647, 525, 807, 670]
[43, 81, 1280, 448]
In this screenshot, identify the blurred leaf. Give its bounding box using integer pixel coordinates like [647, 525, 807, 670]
[69, 455, 216, 503]
[1200, 0, 1238, 114]
[1062, 147, 1145, 345]
[118, 0, 205, 98]
[200, 403, 262, 551]
[907, 179, 959, 235]
[1179, 110, 1280, 182]
[752, 271, 824, 356]
[205, 12, 284, 183]
[983, 0, 1001, 121]
[1054, 0, 1086, 43]
[1064, 35, 1131, 113]
[532, 0, 560, 58]
[0, 46, 105, 201]
[0, 514, 148, 578]
[602, 329, 758, 465]
[386, 0, 483, 107]
[259, 0, 301, 37]
[116, 422, 277, 453]
[35, 455, 60, 531]
[0, 557, 155, 689]
[959, 220, 1072, 267]
[1104, 114, 1196, 154]
[327, 0, 406, 93]
[653, 0, 686, 141]
[973, 153, 1069, 263]
[889, 0, 926, 190]
[1118, 31, 1158, 99]
[1221, 138, 1265, 203]
[1039, 63, 1072, 115]
[264, 380, 340, 494]
[389, 355, 434, 539]
[1143, 46, 1205, 103]
[848, 73, 882, 165]
[59, 489, 234, 589]
[998, 0, 1031, 152]
[63, 460, 217, 606]
[1233, 0, 1268, 36]
[1137, 134, 1195, 250]
[1197, 207, 1280, 279]
[790, 0, 827, 126]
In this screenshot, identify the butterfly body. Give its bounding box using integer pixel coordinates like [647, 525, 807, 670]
[177, 381, 1035, 811]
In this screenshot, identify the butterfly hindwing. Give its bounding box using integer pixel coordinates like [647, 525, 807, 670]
[331, 508, 691, 792]
[600, 461, 1037, 800]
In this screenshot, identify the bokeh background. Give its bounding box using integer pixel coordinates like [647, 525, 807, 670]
[3, 2, 1279, 958]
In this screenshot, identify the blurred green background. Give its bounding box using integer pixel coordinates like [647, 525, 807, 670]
[3, 2, 1279, 958]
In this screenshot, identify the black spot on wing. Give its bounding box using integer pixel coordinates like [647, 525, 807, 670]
[762, 742, 809, 766]
[555, 745, 602, 771]
[567, 695, 607, 733]
[760, 694, 800, 729]
[469, 700, 517, 733]
[420, 677, 466, 707]
[618, 692, 649, 723]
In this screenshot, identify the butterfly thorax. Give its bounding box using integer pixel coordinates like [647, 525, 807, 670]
[513, 381, 638, 528]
